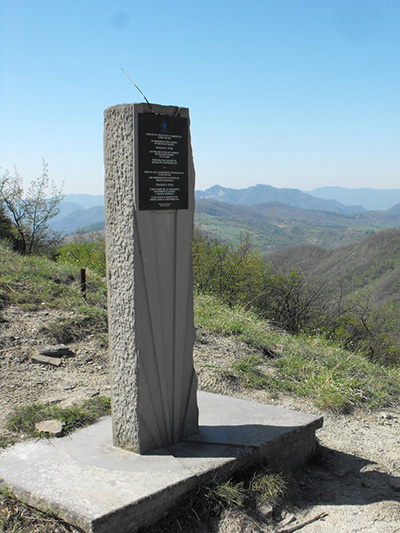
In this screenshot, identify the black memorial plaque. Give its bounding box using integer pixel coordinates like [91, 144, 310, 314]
[138, 113, 189, 210]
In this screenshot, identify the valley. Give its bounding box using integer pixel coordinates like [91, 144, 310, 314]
[53, 186, 400, 256]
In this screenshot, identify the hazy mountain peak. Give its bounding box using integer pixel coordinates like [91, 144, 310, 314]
[195, 184, 365, 214]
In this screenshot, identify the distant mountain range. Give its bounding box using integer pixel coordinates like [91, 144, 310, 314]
[51, 186, 400, 252]
[196, 184, 365, 214]
[50, 194, 105, 235]
[51, 206, 105, 235]
[63, 194, 104, 209]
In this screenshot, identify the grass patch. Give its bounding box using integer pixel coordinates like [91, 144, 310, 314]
[195, 292, 279, 350]
[272, 335, 400, 412]
[0, 243, 107, 311]
[6, 396, 111, 439]
[43, 307, 108, 343]
[0, 435, 15, 449]
[250, 471, 287, 507]
[204, 479, 246, 512]
[231, 354, 269, 389]
[195, 293, 400, 413]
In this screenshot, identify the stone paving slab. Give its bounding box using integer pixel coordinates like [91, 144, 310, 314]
[0, 392, 323, 533]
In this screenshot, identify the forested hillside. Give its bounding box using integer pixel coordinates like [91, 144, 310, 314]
[267, 228, 400, 305]
[195, 199, 400, 253]
[191, 227, 400, 366]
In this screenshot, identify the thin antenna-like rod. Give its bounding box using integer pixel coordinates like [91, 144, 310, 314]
[121, 68, 157, 114]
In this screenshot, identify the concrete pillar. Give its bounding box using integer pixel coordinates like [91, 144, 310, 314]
[104, 103, 199, 454]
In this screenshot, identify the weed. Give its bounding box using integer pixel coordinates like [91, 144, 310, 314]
[195, 292, 278, 351]
[56, 240, 106, 277]
[232, 356, 256, 373]
[142, 466, 289, 532]
[231, 355, 268, 389]
[249, 471, 287, 507]
[0, 434, 16, 449]
[0, 485, 12, 499]
[204, 479, 246, 512]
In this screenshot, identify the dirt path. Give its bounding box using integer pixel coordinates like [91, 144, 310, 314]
[1, 308, 399, 532]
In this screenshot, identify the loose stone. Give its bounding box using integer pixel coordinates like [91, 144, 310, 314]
[35, 419, 64, 437]
[31, 354, 62, 366]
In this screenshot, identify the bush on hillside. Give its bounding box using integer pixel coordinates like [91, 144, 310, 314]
[321, 293, 400, 366]
[192, 228, 400, 365]
[192, 228, 265, 307]
[56, 237, 106, 276]
[193, 228, 327, 334]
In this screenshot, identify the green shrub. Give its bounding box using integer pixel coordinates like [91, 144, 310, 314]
[192, 228, 265, 307]
[56, 239, 106, 276]
[193, 228, 400, 366]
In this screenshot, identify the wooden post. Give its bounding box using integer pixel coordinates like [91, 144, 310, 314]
[80, 268, 86, 300]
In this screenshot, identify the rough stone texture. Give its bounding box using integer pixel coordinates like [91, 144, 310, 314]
[104, 103, 198, 453]
[0, 392, 323, 533]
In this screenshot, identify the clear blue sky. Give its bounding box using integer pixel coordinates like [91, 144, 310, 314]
[1, 0, 399, 195]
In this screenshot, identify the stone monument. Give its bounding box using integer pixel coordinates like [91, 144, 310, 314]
[0, 103, 323, 533]
[104, 103, 199, 453]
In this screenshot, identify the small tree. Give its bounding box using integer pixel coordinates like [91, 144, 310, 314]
[257, 267, 327, 334]
[0, 160, 63, 255]
[322, 290, 400, 365]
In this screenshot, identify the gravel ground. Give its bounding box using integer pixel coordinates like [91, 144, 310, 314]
[0, 307, 399, 532]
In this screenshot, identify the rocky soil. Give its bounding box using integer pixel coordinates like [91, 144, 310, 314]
[0, 307, 399, 532]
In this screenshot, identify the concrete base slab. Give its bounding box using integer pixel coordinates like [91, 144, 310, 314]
[0, 392, 323, 533]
